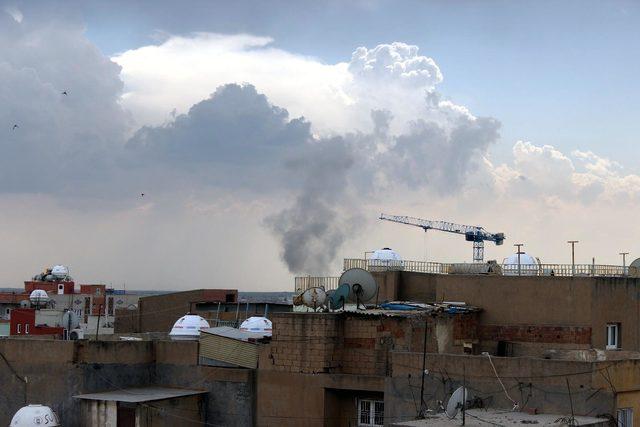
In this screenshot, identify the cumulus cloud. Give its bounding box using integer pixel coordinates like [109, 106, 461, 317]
[348, 42, 443, 88]
[488, 141, 640, 204]
[1, 14, 638, 285]
[0, 11, 130, 197]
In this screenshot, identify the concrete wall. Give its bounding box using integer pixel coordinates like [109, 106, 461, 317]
[374, 271, 640, 353]
[116, 289, 238, 334]
[0, 338, 253, 427]
[387, 352, 618, 422]
[256, 369, 384, 427]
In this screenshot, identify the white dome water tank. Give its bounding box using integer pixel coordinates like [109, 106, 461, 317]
[370, 247, 402, 261]
[240, 316, 273, 336]
[10, 404, 60, 427]
[29, 289, 49, 307]
[169, 314, 210, 340]
[503, 252, 540, 276]
[369, 247, 404, 270]
[51, 265, 69, 279]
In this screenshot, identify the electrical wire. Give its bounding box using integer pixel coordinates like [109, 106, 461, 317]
[484, 353, 519, 411]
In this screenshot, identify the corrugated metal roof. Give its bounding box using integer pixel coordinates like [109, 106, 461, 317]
[199, 332, 259, 369]
[73, 386, 206, 403]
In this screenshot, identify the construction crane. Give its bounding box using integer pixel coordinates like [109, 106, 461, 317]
[379, 213, 505, 262]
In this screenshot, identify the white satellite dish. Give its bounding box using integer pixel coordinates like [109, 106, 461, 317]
[339, 268, 379, 306]
[62, 310, 80, 330]
[445, 386, 468, 418]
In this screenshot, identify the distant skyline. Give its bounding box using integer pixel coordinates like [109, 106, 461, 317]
[0, 1, 639, 290]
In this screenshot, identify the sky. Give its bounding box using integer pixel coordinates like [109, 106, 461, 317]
[0, 1, 639, 291]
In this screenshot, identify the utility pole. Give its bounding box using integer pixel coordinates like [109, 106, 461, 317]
[567, 241, 578, 276]
[462, 364, 466, 426]
[95, 304, 103, 340]
[514, 243, 524, 276]
[419, 316, 428, 417]
[620, 252, 629, 276]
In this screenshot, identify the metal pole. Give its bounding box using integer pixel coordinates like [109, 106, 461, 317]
[245, 302, 249, 320]
[264, 304, 269, 319]
[95, 304, 103, 340]
[462, 363, 466, 426]
[235, 301, 240, 327]
[215, 302, 221, 327]
[514, 243, 524, 276]
[419, 317, 428, 417]
[567, 241, 578, 276]
[620, 252, 629, 276]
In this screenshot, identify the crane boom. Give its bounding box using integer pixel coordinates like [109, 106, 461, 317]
[379, 213, 505, 262]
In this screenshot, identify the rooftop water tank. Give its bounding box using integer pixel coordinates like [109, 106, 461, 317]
[51, 265, 69, 279]
[240, 316, 273, 336]
[10, 404, 60, 427]
[369, 247, 404, 270]
[370, 247, 402, 261]
[29, 289, 49, 307]
[502, 252, 540, 276]
[169, 314, 210, 340]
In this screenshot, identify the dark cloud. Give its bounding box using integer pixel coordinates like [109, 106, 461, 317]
[0, 11, 129, 196]
[0, 13, 502, 275]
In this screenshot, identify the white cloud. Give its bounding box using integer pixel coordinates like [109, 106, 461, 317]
[113, 35, 464, 137]
[4, 6, 22, 23]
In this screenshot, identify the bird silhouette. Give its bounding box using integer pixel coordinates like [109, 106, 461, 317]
[141, 193, 145, 197]
[12, 124, 18, 130]
[62, 91, 68, 95]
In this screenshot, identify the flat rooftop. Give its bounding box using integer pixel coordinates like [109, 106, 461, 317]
[393, 409, 608, 426]
[73, 386, 207, 403]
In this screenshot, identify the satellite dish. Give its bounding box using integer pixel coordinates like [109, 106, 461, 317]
[299, 287, 327, 310]
[62, 310, 80, 330]
[446, 386, 468, 418]
[339, 268, 378, 305]
[327, 283, 350, 310]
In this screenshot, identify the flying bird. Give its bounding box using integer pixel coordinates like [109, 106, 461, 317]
[141, 193, 145, 197]
[12, 124, 18, 130]
[62, 91, 68, 95]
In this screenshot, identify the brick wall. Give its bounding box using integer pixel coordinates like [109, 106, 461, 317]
[264, 312, 478, 376]
[479, 324, 592, 344]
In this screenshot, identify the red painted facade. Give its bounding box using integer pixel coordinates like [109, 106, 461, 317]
[9, 308, 64, 338]
[24, 281, 74, 294]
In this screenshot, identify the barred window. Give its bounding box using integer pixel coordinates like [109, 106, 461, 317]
[358, 399, 384, 427]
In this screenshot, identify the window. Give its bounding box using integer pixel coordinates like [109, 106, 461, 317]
[17, 324, 21, 334]
[618, 408, 633, 427]
[358, 399, 384, 427]
[25, 324, 29, 334]
[607, 323, 620, 350]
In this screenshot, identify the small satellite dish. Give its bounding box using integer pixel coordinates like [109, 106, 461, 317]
[445, 386, 468, 418]
[62, 310, 80, 330]
[339, 268, 378, 306]
[328, 283, 350, 310]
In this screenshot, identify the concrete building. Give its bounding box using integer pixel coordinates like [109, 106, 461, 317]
[114, 289, 238, 333]
[74, 386, 207, 426]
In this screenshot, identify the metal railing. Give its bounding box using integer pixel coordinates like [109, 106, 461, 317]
[343, 258, 632, 278]
[343, 258, 453, 274]
[294, 276, 339, 292]
[294, 259, 634, 292]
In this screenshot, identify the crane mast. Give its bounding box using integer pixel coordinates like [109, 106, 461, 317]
[379, 213, 505, 262]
